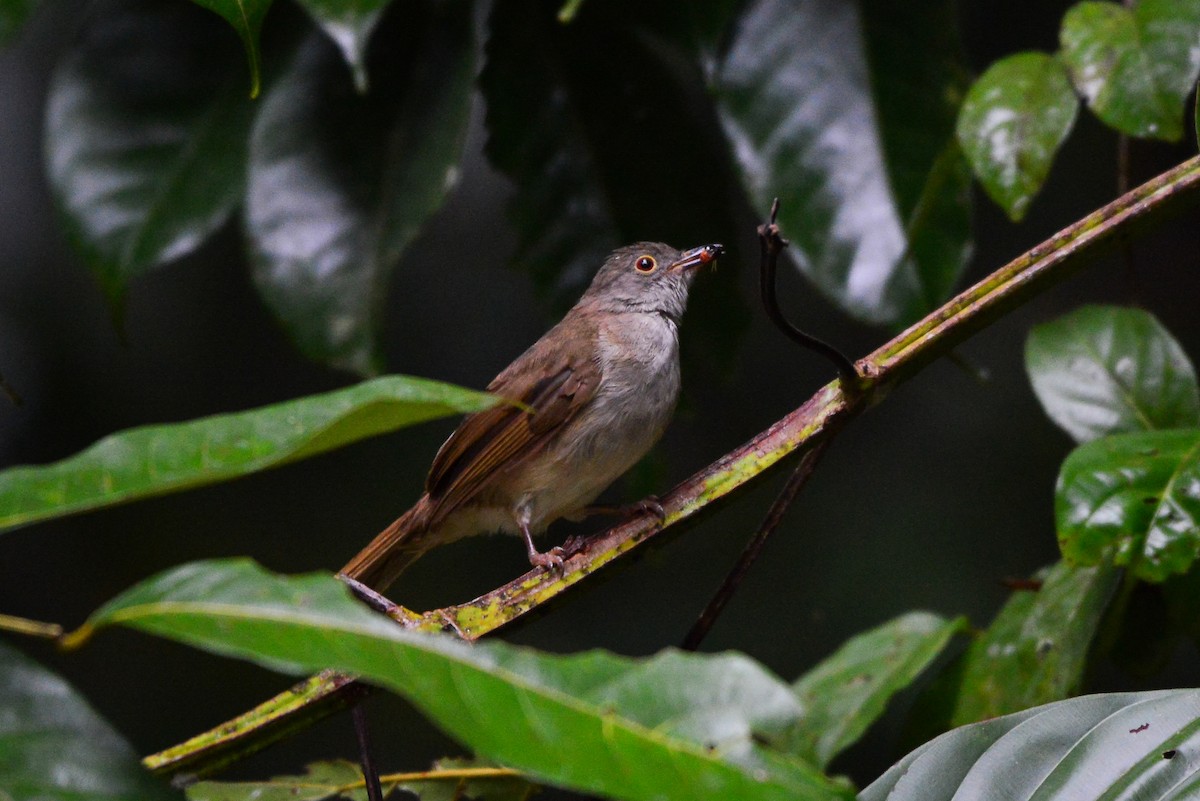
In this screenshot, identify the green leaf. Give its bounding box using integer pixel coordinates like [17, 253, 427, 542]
[863, 690, 1200, 801]
[911, 561, 1118, 735]
[44, 0, 254, 302]
[79, 559, 852, 801]
[0, 375, 498, 532]
[0, 0, 37, 45]
[1057, 428, 1200, 582]
[294, 0, 394, 92]
[956, 52, 1079, 221]
[0, 639, 176, 800]
[246, 1, 474, 375]
[1026, 305, 1200, 444]
[1059, 0, 1200, 141]
[716, 0, 972, 326]
[480, 1, 750, 367]
[790, 612, 966, 769]
[186, 0, 272, 98]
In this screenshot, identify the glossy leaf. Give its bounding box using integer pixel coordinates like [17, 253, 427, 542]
[957, 52, 1079, 221]
[78, 559, 851, 801]
[716, 0, 972, 326]
[45, 0, 254, 301]
[1057, 428, 1200, 582]
[863, 690, 1200, 801]
[481, 1, 750, 366]
[0, 376, 498, 532]
[0, 639, 175, 800]
[790, 612, 966, 769]
[247, 1, 474, 374]
[1026, 305, 1200, 444]
[187, 0, 272, 97]
[909, 561, 1118, 737]
[0, 0, 37, 44]
[294, 0, 393, 92]
[186, 757, 535, 801]
[1059, 0, 1200, 141]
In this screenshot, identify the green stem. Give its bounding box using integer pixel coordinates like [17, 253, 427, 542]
[144, 154, 1200, 780]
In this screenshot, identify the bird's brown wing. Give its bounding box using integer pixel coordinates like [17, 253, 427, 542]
[425, 320, 600, 519]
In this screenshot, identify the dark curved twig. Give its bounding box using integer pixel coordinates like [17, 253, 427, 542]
[352, 706, 384, 801]
[757, 198, 859, 387]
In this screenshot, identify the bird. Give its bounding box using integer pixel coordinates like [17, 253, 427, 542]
[339, 241, 723, 592]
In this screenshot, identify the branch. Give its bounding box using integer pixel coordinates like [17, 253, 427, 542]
[145, 155, 1200, 780]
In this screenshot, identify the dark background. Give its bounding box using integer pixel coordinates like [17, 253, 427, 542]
[1, 0, 1197, 790]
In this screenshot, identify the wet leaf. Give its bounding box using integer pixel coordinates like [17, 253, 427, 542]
[790, 611, 966, 769]
[0, 639, 176, 800]
[294, 0, 394, 92]
[1057, 428, 1200, 582]
[716, 0, 971, 326]
[45, 0, 254, 302]
[1026, 305, 1200, 444]
[247, 0, 474, 374]
[0, 376, 498, 532]
[957, 52, 1079, 221]
[1059, 0, 1200, 141]
[864, 690, 1200, 801]
[78, 559, 851, 801]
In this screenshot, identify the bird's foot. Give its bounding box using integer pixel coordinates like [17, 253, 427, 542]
[528, 545, 566, 572]
[583, 495, 666, 526]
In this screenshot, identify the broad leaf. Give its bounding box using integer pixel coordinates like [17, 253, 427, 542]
[187, 0, 272, 97]
[1026, 305, 1200, 444]
[294, 0, 393, 92]
[45, 0, 254, 302]
[77, 560, 852, 801]
[716, 0, 971, 326]
[0, 639, 175, 800]
[1059, 0, 1200, 141]
[0, 0, 37, 44]
[909, 561, 1118, 737]
[957, 52, 1079, 221]
[864, 690, 1200, 801]
[481, 1, 750, 366]
[1057, 428, 1200, 582]
[247, 0, 474, 374]
[0, 376, 497, 532]
[791, 612, 966, 769]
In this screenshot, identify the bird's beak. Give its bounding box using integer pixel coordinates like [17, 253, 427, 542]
[668, 243, 724, 272]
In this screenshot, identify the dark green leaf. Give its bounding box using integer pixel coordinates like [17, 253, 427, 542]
[294, 0, 393, 92]
[1057, 428, 1200, 582]
[790, 612, 966, 769]
[716, 0, 972, 326]
[0, 376, 498, 532]
[45, 0, 254, 301]
[481, 1, 750, 367]
[0, 639, 176, 800]
[956, 52, 1079, 221]
[1059, 0, 1200, 141]
[863, 690, 1200, 801]
[80, 559, 852, 801]
[247, 1, 474, 374]
[186, 0, 272, 97]
[0, 0, 37, 45]
[1026, 305, 1200, 444]
[912, 562, 1118, 733]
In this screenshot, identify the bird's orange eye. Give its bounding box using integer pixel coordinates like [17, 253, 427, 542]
[635, 255, 657, 273]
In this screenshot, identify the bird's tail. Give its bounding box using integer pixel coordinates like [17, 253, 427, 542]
[338, 495, 437, 592]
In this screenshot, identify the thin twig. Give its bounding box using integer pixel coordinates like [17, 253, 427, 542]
[352, 705, 384, 801]
[144, 155, 1200, 780]
[0, 612, 63, 640]
[757, 198, 859, 387]
[682, 438, 831, 651]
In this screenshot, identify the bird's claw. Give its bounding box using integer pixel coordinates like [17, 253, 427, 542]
[529, 546, 566, 572]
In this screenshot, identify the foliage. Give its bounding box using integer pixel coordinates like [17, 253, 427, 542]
[2, 1, 1200, 800]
